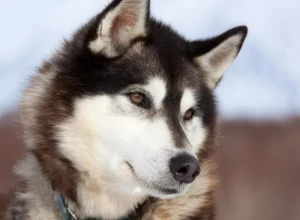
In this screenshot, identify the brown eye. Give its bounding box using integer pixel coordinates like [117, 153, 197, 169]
[129, 92, 145, 105]
[184, 109, 194, 121]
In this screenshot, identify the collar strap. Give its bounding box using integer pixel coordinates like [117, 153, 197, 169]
[56, 193, 78, 220]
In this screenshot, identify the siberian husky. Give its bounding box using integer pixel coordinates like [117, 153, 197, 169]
[5, 0, 247, 219]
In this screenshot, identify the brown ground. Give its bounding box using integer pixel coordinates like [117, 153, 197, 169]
[0, 114, 23, 217]
[0, 114, 299, 219]
[218, 119, 300, 220]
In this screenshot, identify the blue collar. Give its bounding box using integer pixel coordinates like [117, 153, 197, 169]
[56, 193, 77, 220]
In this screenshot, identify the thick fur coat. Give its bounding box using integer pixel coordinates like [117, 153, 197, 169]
[5, 0, 247, 219]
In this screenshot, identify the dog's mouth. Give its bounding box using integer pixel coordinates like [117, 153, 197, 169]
[124, 161, 184, 198]
[125, 161, 134, 172]
[156, 188, 178, 194]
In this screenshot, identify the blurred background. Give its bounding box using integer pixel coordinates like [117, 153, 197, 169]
[0, 0, 299, 219]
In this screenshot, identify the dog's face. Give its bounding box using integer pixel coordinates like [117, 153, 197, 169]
[37, 0, 247, 200]
[58, 47, 214, 199]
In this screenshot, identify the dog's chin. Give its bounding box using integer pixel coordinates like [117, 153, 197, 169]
[147, 184, 190, 200]
[140, 184, 189, 200]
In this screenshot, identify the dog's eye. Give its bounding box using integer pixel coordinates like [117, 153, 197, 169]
[184, 109, 194, 121]
[129, 92, 145, 105]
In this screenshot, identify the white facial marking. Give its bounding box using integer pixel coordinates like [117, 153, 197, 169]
[185, 118, 207, 153]
[145, 77, 167, 109]
[180, 89, 197, 114]
[180, 89, 207, 153]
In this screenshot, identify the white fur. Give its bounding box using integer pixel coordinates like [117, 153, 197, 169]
[195, 34, 243, 89]
[180, 89, 196, 114]
[185, 117, 207, 153]
[75, 178, 146, 219]
[89, 0, 148, 56]
[180, 89, 207, 153]
[145, 77, 167, 109]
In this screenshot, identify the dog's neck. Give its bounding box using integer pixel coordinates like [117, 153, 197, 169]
[8, 154, 148, 220]
[69, 178, 148, 219]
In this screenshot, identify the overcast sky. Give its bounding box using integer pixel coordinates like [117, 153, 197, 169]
[0, 0, 299, 119]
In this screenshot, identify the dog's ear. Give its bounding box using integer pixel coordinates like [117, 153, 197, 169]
[88, 0, 150, 57]
[189, 26, 248, 89]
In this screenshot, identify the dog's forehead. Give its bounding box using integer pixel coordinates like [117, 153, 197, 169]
[122, 42, 204, 93]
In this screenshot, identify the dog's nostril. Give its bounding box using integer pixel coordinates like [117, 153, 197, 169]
[192, 170, 200, 178]
[176, 164, 189, 174]
[170, 154, 200, 184]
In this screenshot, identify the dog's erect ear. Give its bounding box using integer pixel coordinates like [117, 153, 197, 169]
[88, 0, 150, 57]
[190, 26, 248, 89]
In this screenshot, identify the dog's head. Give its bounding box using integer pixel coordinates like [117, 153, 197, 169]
[23, 0, 247, 201]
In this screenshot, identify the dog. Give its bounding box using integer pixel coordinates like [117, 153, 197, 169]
[5, 0, 247, 219]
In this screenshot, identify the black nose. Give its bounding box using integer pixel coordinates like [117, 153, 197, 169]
[170, 154, 200, 184]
